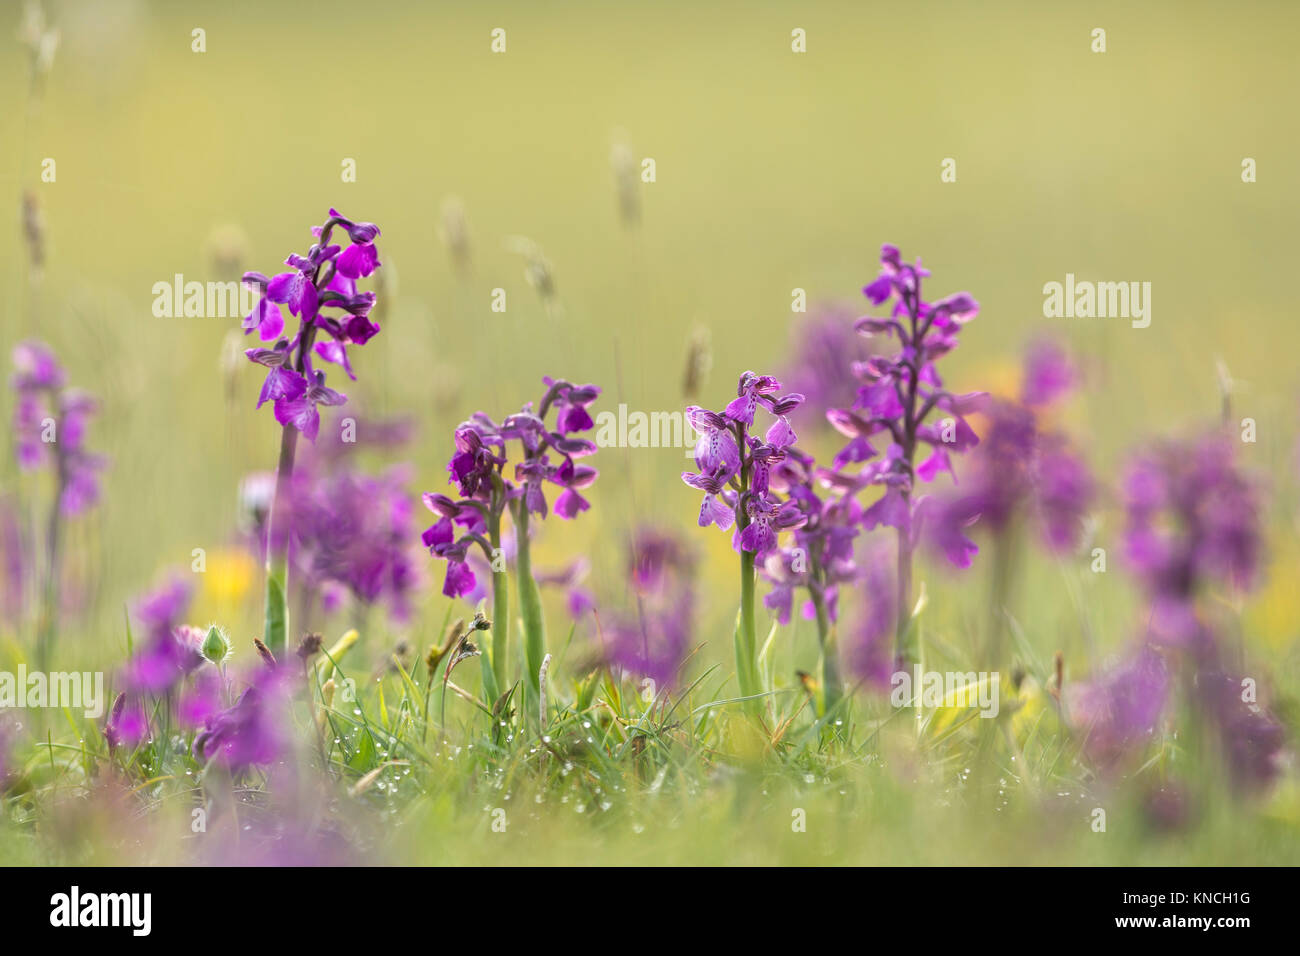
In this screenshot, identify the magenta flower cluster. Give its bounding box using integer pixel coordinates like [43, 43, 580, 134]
[681, 371, 806, 552]
[826, 244, 987, 557]
[422, 377, 600, 598]
[241, 209, 382, 441]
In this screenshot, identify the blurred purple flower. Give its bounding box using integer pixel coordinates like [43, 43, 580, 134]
[284, 453, 420, 621]
[1066, 645, 1169, 770]
[0, 494, 26, 620]
[916, 340, 1094, 562]
[1123, 434, 1261, 616]
[845, 545, 896, 689]
[781, 303, 876, 430]
[193, 665, 295, 774]
[1202, 670, 1286, 793]
[921, 402, 1094, 561]
[602, 529, 698, 688]
[10, 342, 107, 515]
[131, 574, 193, 642]
[0, 717, 16, 790]
[103, 692, 148, 754]
[1020, 338, 1077, 407]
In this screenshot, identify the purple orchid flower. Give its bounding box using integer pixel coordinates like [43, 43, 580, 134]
[683, 371, 843, 711]
[825, 243, 986, 661]
[240, 209, 383, 444]
[420, 377, 603, 711]
[240, 210, 384, 654]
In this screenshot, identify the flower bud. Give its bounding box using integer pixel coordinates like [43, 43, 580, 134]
[201, 625, 232, 664]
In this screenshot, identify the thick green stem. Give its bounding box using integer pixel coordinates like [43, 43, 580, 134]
[485, 503, 509, 703]
[736, 545, 760, 714]
[983, 532, 1014, 668]
[263, 424, 299, 653]
[514, 505, 546, 718]
[893, 284, 923, 665]
[809, 580, 841, 718]
[895, 522, 913, 662]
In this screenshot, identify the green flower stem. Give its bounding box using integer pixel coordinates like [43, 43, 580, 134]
[514, 504, 546, 719]
[263, 422, 299, 653]
[485, 489, 509, 703]
[809, 574, 841, 718]
[261, 318, 320, 655]
[894, 282, 924, 664]
[895, 525, 913, 661]
[731, 419, 762, 718]
[736, 532, 761, 716]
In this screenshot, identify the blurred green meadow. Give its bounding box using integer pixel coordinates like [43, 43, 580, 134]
[1, 0, 1299, 865]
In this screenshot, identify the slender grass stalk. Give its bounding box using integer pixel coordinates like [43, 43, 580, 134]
[34, 470, 63, 671]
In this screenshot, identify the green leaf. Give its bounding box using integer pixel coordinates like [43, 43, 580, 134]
[757, 620, 780, 694]
[263, 566, 288, 653]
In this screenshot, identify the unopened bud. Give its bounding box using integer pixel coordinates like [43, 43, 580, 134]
[201, 625, 232, 665]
